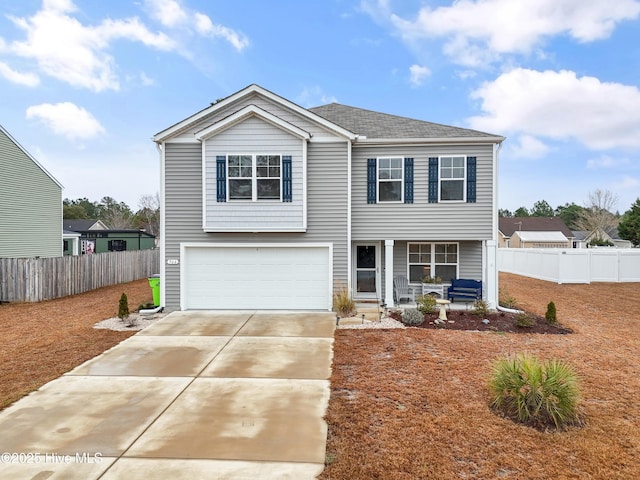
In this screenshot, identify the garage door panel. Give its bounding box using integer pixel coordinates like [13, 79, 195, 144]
[183, 246, 331, 310]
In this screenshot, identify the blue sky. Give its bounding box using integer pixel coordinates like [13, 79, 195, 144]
[1, 0, 639, 214]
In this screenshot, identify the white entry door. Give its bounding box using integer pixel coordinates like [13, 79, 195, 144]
[354, 244, 379, 299]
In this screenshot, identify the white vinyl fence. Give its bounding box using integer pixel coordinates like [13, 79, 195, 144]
[498, 248, 640, 284]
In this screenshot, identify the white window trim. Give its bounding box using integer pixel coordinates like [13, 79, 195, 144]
[438, 155, 467, 203]
[227, 153, 282, 202]
[377, 156, 404, 203]
[407, 242, 460, 284]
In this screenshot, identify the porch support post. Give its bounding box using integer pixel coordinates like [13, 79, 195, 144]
[485, 240, 497, 308]
[384, 240, 395, 307]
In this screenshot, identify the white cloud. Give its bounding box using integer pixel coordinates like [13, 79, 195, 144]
[409, 64, 430, 87]
[296, 86, 338, 107]
[26, 102, 105, 140]
[587, 155, 630, 169]
[0, 61, 40, 86]
[509, 134, 550, 159]
[468, 68, 640, 149]
[145, 0, 249, 51]
[145, 0, 188, 28]
[384, 0, 640, 66]
[614, 175, 640, 190]
[6, 0, 175, 92]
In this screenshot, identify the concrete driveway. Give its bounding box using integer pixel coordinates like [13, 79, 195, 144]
[0, 311, 336, 479]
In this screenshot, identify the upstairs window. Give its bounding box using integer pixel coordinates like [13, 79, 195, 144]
[256, 155, 281, 200]
[228, 155, 253, 200]
[440, 156, 465, 201]
[226, 154, 282, 201]
[377, 157, 403, 202]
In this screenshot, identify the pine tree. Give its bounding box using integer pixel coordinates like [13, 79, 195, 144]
[118, 293, 130, 322]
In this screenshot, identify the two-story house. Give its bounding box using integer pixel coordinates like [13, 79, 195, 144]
[154, 84, 504, 311]
[0, 124, 63, 258]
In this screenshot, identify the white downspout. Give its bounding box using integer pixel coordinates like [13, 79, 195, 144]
[156, 142, 166, 309]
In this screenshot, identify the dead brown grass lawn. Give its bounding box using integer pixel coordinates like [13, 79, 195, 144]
[0, 279, 152, 410]
[320, 273, 640, 479]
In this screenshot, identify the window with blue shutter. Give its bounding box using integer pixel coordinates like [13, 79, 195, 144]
[466, 156, 476, 203]
[216, 155, 226, 202]
[282, 155, 292, 202]
[367, 158, 376, 204]
[428, 157, 438, 203]
[404, 157, 414, 204]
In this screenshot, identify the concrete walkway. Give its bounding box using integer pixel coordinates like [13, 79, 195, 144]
[0, 311, 336, 479]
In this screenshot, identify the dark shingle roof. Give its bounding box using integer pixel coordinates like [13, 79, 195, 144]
[63, 219, 103, 231]
[308, 103, 500, 140]
[499, 217, 574, 238]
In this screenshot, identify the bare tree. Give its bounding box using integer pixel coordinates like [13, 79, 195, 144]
[574, 189, 619, 241]
[135, 193, 160, 237]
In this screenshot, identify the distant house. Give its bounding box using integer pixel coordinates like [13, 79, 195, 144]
[63, 219, 156, 254]
[498, 217, 574, 248]
[0, 124, 63, 258]
[572, 227, 632, 248]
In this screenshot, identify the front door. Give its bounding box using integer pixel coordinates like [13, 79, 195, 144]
[355, 244, 379, 299]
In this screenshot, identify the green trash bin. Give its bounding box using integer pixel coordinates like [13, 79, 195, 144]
[148, 274, 161, 307]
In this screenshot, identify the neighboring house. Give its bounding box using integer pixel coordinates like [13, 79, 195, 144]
[498, 217, 574, 248]
[153, 84, 505, 311]
[0, 124, 63, 258]
[63, 219, 156, 254]
[572, 227, 632, 248]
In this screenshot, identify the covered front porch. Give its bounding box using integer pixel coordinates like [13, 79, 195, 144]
[351, 239, 497, 309]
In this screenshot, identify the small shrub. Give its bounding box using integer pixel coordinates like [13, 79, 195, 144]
[514, 312, 534, 328]
[415, 294, 437, 315]
[488, 353, 581, 430]
[401, 308, 424, 326]
[471, 299, 489, 317]
[118, 293, 130, 322]
[499, 288, 518, 309]
[421, 275, 442, 284]
[545, 301, 558, 325]
[333, 285, 356, 317]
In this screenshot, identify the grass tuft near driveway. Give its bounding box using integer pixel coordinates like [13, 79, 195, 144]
[0, 279, 152, 411]
[320, 273, 640, 479]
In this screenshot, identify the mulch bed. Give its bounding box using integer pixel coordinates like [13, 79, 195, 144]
[391, 309, 573, 334]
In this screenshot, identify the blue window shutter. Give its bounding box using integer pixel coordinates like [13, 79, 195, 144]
[404, 157, 414, 204]
[428, 157, 438, 203]
[467, 156, 477, 203]
[216, 155, 226, 202]
[367, 158, 376, 204]
[282, 155, 292, 202]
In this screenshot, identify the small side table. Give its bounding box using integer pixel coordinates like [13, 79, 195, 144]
[436, 299, 451, 322]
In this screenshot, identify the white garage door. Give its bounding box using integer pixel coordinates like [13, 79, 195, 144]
[182, 244, 332, 310]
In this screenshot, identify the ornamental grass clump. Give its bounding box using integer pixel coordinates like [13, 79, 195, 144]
[488, 353, 582, 430]
[333, 285, 356, 317]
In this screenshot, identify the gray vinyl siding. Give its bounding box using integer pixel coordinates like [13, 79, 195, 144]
[203, 116, 304, 230]
[352, 144, 495, 240]
[163, 141, 349, 309]
[0, 128, 62, 258]
[176, 93, 340, 141]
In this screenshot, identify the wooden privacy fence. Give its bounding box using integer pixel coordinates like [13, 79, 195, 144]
[0, 249, 160, 302]
[498, 248, 640, 284]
